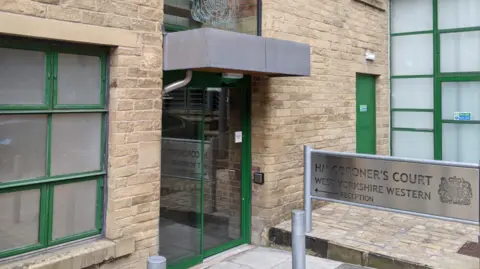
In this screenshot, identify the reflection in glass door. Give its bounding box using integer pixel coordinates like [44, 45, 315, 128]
[159, 79, 249, 268]
[159, 87, 204, 265]
[203, 87, 243, 253]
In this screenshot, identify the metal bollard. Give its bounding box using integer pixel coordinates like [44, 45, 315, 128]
[292, 210, 306, 269]
[147, 256, 166, 269]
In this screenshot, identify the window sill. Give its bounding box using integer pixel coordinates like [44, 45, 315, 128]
[1, 238, 135, 269]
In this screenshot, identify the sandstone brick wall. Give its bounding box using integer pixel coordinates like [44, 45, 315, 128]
[1, 0, 391, 264]
[250, 0, 390, 244]
[0, 0, 164, 268]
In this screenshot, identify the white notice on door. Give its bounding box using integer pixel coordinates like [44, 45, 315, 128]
[235, 131, 242, 143]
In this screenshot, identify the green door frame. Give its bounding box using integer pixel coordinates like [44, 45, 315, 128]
[356, 73, 377, 154]
[389, 0, 480, 160]
[163, 70, 252, 269]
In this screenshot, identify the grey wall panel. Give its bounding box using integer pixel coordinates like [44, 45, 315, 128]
[204, 28, 266, 72]
[163, 29, 209, 70]
[265, 38, 311, 76]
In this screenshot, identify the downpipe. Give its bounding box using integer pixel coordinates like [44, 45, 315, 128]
[163, 70, 193, 96]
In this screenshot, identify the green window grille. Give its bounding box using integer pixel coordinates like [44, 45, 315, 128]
[0, 36, 108, 259]
[390, 0, 480, 163]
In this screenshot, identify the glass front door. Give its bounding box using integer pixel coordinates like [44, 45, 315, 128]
[159, 71, 250, 268]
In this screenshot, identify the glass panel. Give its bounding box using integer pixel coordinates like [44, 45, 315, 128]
[392, 78, 434, 109]
[442, 124, 480, 164]
[203, 88, 242, 251]
[160, 87, 203, 263]
[438, 0, 480, 30]
[440, 31, 480, 73]
[0, 115, 47, 183]
[392, 131, 434, 160]
[52, 180, 97, 239]
[57, 53, 102, 105]
[441, 81, 480, 120]
[0, 189, 40, 251]
[159, 86, 244, 262]
[391, 0, 433, 33]
[50, 113, 102, 176]
[164, 0, 258, 35]
[392, 34, 433, 76]
[392, 112, 433, 129]
[0, 48, 45, 105]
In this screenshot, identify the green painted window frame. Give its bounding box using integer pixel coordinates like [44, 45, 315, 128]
[389, 0, 480, 160]
[0, 36, 108, 259]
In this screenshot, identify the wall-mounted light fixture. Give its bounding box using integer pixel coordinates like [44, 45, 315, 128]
[365, 51, 376, 61]
[222, 73, 244, 79]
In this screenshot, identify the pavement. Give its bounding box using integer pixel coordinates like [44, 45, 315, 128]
[192, 245, 369, 269]
[273, 203, 480, 269]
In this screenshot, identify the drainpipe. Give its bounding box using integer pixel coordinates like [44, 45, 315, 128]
[163, 70, 193, 96]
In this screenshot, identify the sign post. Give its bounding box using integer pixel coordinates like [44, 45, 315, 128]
[303, 146, 480, 232]
[304, 145, 312, 233]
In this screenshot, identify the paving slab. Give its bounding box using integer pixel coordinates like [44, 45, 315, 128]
[273, 203, 480, 269]
[193, 245, 369, 269]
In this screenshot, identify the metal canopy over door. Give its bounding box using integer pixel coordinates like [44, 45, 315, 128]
[159, 70, 251, 269]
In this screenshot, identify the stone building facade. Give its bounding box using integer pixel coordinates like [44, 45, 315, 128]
[250, 0, 389, 244]
[0, 0, 389, 269]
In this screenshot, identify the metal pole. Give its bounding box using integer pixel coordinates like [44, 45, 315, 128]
[304, 145, 313, 233]
[147, 256, 166, 269]
[292, 210, 306, 269]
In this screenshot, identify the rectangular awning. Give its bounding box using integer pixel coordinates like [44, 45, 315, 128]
[163, 28, 311, 77]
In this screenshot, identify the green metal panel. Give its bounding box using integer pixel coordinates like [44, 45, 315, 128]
[438, 26, 480, 34]
[392, 128, 434, 133]
[390, 30, 434, 37]
[163, 70, 248, 89]
[433, 0, 441, 160]
[388, 1, 392, 156]
[242, 77, 252, 245]
[356, 73, 377, 154]
[391, 108, 434, 112]
[391, 74, 434, 79]
[200, 92, 205, 259]
[0, 171, 107, 190]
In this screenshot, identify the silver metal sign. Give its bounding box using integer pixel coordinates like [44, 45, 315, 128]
[303, 146, 480, 232]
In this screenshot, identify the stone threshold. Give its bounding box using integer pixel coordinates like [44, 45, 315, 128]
[269, 203, 479, 269]
[1, 238, 135, 269]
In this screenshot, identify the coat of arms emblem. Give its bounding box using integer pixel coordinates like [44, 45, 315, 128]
[437, 176, 472, 205]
